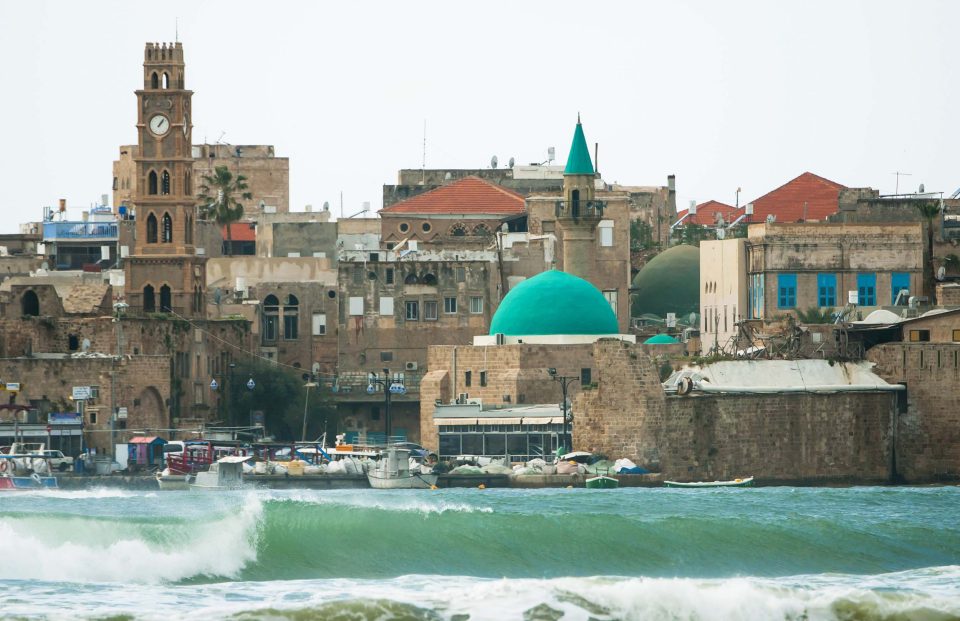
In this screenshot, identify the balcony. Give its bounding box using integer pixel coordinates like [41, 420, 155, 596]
[555, 199, 606, 220]
[43, 221, 118, 242]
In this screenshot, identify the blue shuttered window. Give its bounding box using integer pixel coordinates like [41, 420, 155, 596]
[891, 272, 910, 304]
[817, 273, 837, 307]
[857, 273, 876, 306]
[778, 273, 797, 309]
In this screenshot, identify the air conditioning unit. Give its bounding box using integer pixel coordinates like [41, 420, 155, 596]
[456, 393, 469, 404]
[405, 361, 418, 371]
[495, 333, 506, 345]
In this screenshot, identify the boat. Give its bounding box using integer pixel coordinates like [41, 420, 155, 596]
[0, 453, 59, 491]
[367, 446, 438, 489]
[189, 455, 251, 491]
[585, 474, 619, 489]
[664, 476, 755, 488]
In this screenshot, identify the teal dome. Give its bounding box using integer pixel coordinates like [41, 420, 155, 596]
[490, 270, 618, 336]
[631, 244, 700, 318]
[644, 334, 679, 345]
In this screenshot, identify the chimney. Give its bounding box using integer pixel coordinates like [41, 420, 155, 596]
[667, 175, 676, 192]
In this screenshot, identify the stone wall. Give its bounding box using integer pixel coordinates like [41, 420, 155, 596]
[867, 343, 960, 481]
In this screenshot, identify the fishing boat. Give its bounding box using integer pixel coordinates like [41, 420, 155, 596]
[664, 476, 755, 488]
[189, 455, 251, 491]
[0, 454, 59, 491]
[585, 474, 619, 489]
[367, 446, 438, 489]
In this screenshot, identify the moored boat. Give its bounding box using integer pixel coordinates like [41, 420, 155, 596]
[585, 474, 619, 489]
[189, 455, 251, 491]
[664, 476, 755, 488]
[367, 447, 438, 489]
[0, 454, 59, 490]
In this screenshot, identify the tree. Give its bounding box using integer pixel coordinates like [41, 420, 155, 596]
[197, 165, 252, 257]
[630, 219, 655, 251]
[796, 307, 834, 324]
[915, 201, 941, 300]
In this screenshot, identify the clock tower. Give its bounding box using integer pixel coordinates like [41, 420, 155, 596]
[125, 42, 206, 318]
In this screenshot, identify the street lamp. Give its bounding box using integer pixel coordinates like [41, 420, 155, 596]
[548, 368, 579, 455]
[367, 368, 406, 444]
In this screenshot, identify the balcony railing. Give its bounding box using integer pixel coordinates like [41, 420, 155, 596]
[335, 370, 422, 396]
[43, 221, 118, 242]
[555, 200, 606, 219]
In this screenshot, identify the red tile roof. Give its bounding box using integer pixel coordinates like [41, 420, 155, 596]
[677, 200, 739, 226]
[222, 223, 256, 242]
[740, 172, 846, 224]
[380, 176, 526, 215]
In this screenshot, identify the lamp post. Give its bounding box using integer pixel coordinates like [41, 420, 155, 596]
[366, 368, 406, 444]
[548, 368, 579, 455]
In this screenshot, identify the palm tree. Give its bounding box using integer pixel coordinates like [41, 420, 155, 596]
[197, 165, 252, 257]
[916, 201, 941, 301]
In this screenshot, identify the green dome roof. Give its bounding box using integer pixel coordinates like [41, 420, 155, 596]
[631, 244, 700, 318]
[490, 270, 618, 336]
[644, 334, 679, 345]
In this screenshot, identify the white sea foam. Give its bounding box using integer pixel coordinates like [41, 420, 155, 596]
[0, 497, 263, 584]
[264, 489, 494, 515]
[4, 570, 960, 621]
[20, 487, 158, 500]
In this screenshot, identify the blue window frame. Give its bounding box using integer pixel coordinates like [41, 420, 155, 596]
[778, 273, 797, 309]
[748, 273, 765, 318]
[891, 272, 910, 304]
[857, 273, 876, 306]
[817, 273, 836, 307]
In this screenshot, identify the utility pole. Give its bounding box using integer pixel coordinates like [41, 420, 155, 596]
[548, 368, 579, 454]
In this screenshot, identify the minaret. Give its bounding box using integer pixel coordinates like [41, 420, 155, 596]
[556, 116, 603, 279]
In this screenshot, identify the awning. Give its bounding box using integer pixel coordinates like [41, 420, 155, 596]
[521, 417, 561, 424]
[436, 418, 477, 426]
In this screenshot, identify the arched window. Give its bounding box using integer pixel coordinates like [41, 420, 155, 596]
[21, 290, 40, 317]
[161, 213, 173, 243]
[283, 294, 299, 340]
[146, 213, 158, 243]
[185, 214, 193, 245]
[450, 223, 467, 237]
[184, 170, 191, 195]
[571, 189, 581, 218]
[143, 285, 156, 312]
[473, 223, 491, 237]
[148, 170, 158, 195]
[150, 72, 159, 89]
[422, 273, 438, 286]
[178, 72, 184, 89]
[194, 286, 203, 313]
[162, 72, 169, 89]
[161, 170, 170, 195]
[263, 295, 279, 342]
[159, 285, 172, 312]
[404, 273, 419, 285]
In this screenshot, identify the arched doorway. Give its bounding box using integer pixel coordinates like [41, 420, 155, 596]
[21, 290, 40, 316]
[134, 386, 166, 431]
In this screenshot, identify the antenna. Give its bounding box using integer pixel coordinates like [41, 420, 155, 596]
[421, 119, 427, 185]
[175, 17, 179, 42]
[891, 171, 912, 195]
[491, 155, 498, 169]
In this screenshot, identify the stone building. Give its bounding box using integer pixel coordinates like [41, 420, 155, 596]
[113, 143, 289, 219]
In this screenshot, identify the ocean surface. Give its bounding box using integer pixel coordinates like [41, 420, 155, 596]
[1, 485, 959, 620]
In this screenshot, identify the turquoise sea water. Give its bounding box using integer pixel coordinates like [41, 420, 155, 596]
[1, 486, 959, 620]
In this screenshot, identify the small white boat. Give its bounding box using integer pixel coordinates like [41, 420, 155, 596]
[189, 455, 251, 491]
[367, 447, 438, 489]
[664, 476, 755, 488]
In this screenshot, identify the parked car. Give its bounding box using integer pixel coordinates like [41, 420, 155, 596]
[32, 449, 75, 472]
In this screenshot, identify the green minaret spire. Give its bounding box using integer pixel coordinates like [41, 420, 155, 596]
[563, 115, 595, 175]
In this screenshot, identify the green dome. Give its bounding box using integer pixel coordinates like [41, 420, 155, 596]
[631, 244, 700, 318]
[644, 334, 679, 345]
[490, 270, 618, 336]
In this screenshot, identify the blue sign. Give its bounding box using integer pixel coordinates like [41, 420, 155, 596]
[48, 412, 83, 425]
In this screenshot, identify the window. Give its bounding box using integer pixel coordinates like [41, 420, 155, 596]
[470, 296, 483, 314]
[148, 171, 158, 195]
[380, 351, 393, 362]
[480, 371, 487, 387]
[444, 297, 457, 314]
[423, 273, 438, 286]
[817, 273, 836, 307]
[312, 313, 326, 335]
[450, 223, 466, 236]
[143, 285, 156, 312]
[159, 285, 172, 312]
[953, 329, 960, 342]
[892, 272, 910, 304]
[909, 329, 931, 342]
[161, 170, 171, 195]
[352, 266, 364, 284]
[283, 294, 299, 340]
[194, 384, 204, 406]
[379, 297, 394, 316]
[89, 411, 97, 425]
[349, 297, 363, 316]
[465, 371, 472, 387]
[399, 222, 409, 233]
[749, 273, 765, 319]
[778, 273, 797, 309]
[146, 213, 158, 243]
[456, 267, 466, 283]
[857, 273, 876, 306]
[262, 295, 279, 342]
[161, 213, 173, 243]
[151, 72, 159, 89]
[599, 220, 614, 247]
[424, 300, 438, 320]
[371, 406, 381, 421]
[602, 290, 618, 317]
[385, 268, 395, 285]
[405, 301, 419, 321]
[422, 223, 431, 233]
[581, 368, 592, 385]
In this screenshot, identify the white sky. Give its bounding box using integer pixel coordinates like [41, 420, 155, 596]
[1, 0, 957, 233]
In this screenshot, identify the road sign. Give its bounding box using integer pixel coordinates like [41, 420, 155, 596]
[72, 386, 93, 400]
[6, 382, 20, 392]
[117, 407, 128, 420]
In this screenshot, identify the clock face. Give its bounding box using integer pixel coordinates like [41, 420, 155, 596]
[149, 114, 170, 136]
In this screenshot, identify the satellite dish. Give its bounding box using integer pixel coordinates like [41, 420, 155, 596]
[81, 338, 90, 352]
[322, 201, 330, 211]
[508, 157, 515, 168]
[688, 312, 697, 325]
[548, 147, 556, 162]
[491, 155, 498, 169]
[919, 183, 925, 194]
[937, 266, 946, 281]
[444, 172, 452, 181]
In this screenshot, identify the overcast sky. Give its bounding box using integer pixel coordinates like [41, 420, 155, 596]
[1, 0, 957, 233]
